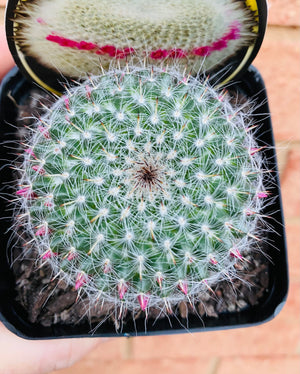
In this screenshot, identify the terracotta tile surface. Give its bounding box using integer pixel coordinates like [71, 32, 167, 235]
[267, 0, 300, 27]
[0, 2, 299, 374]
[254, 27, 300, 142]
[286, 222, 300, 281]
[52, 357, 213, 374]
[281, 146, 300, 218]
[131, 283, 299, 359]
[51, 282, 299, 373]
[218, 357, 300, 374]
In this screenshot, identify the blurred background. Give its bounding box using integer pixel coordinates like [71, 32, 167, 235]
[0, 0, 299, 373]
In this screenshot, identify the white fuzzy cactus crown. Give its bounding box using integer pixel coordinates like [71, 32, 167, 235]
[14, 0, 256, 78]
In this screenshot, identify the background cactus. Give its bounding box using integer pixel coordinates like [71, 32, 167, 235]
[14, 0, 257, 78]
[15, 66, 268, 316]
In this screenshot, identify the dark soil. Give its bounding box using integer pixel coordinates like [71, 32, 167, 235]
[10, 87, 270, 331]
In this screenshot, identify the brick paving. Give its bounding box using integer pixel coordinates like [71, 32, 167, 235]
[0, 1, 299, 373]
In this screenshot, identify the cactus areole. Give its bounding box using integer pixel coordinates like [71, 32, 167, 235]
[15, 67, 269, 315]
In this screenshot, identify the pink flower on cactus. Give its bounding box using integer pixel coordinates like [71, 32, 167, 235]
[168, 48, 187, 58]
[46, 34, 78, 48]
[193, 46, 211, 57]
[224, 23, 241, 41]
[115, 47, 135, 59]
[150, 49, 168, 59]
[211, 39, 228, 51]
[77, 41, 98, 51]
[96, 45, 117, 56]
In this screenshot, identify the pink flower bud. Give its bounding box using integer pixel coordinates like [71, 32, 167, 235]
[36, 17, 47, 25]
[41, 249, 57, 260]
[64, 97, 70, 111]
[178, 280, 188, 295]
[24, 148, 37, 158]
[38, 125, 50, 139]
[209, 256, 218, 265]
[75, 272, 88, 290]
[35, 225, 51, 236]
[245, 208, 255, 216]
[137, 294, 149, 311]
[67, 251, 78, 261]
[250, 146, 266, 156]
[257, 192, 269, 198]
[103, 259, 112, 274]
[117, 281, 128, 300]
[32, 165, 45, 175]
[85, 85, 92, 99]
[16, 187, 37, 199]
[156, 274, 164, 289]
[230, 248, 243, 260]
[16, 187, 30, 196]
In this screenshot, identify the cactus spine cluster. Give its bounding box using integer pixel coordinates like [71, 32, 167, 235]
[15, 0, 256, 78]
[15, 67, 267, 315]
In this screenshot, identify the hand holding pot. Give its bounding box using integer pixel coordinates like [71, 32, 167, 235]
[0, 322, 105, 374]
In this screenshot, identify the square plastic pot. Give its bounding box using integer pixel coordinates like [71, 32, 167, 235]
[0, 66, 288, 339]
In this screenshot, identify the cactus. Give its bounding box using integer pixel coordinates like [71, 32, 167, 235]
[15, 0, 256, 78]
[15, 66, 268, 316]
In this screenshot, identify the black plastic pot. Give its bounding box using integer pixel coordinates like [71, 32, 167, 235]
[0, 66, 288, 339]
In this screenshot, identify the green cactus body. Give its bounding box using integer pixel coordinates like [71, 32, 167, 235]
[15, 0, 256, 78]
[16, 67, 266, 313]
